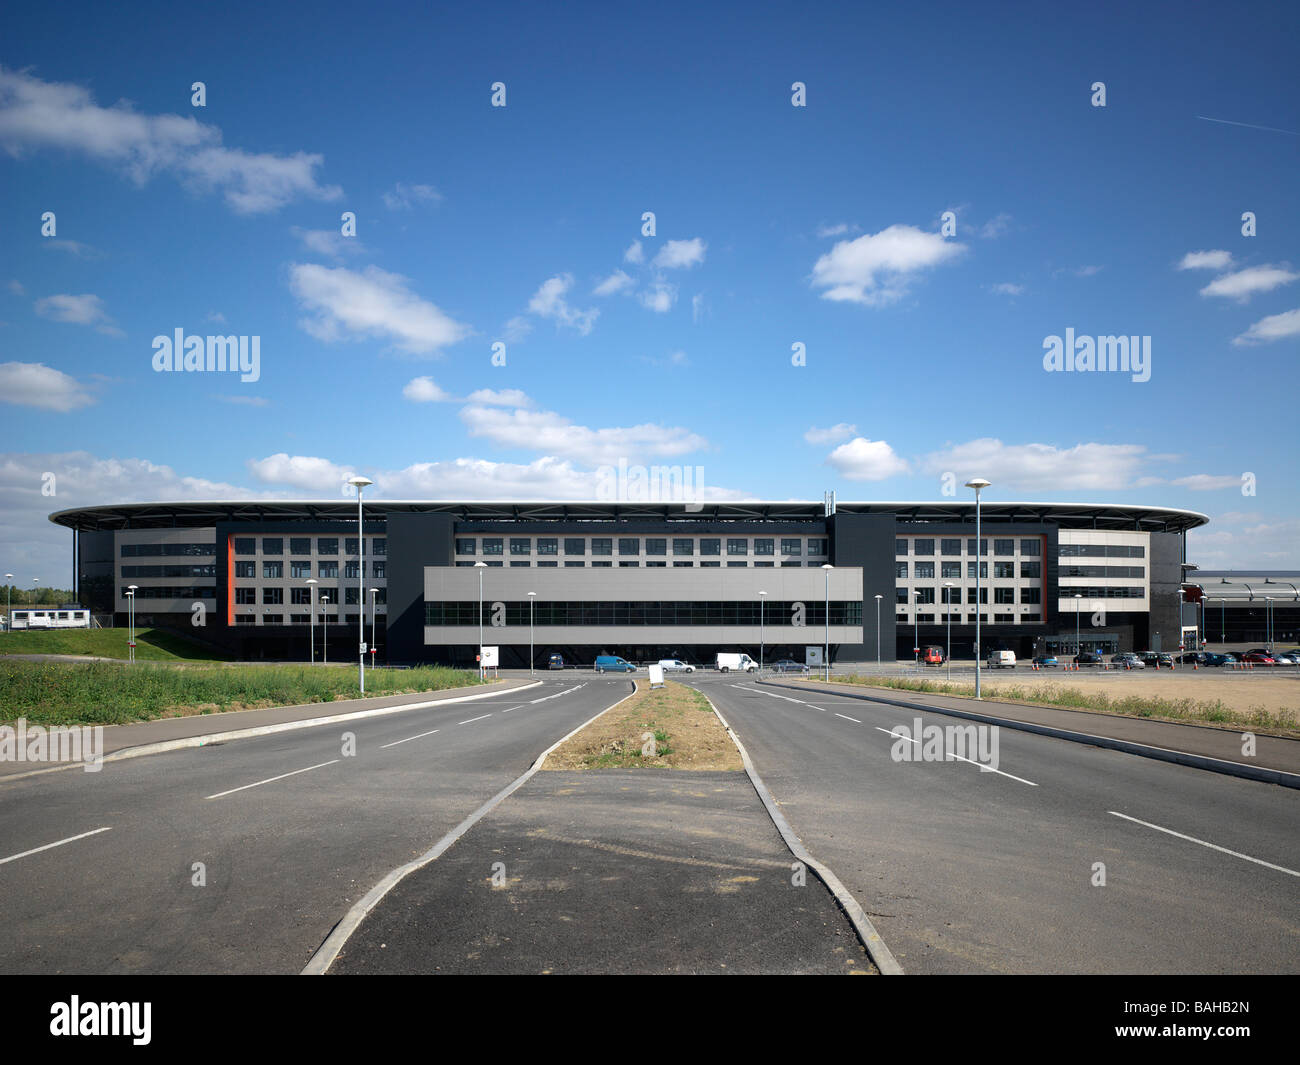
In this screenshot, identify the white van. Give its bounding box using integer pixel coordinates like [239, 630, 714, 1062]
[716, 653, 757, 673]
[986, 650, 1016, 669]
[658, 659, 696, 673]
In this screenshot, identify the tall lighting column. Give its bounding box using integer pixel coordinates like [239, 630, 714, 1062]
[965, 478, 991, 700]
[758, 590, 767, 672]
[347, 475, 373, 694]
[821, 564, 833, 682]
[306, 578, 318, 664]
[474, 561, 487, 679]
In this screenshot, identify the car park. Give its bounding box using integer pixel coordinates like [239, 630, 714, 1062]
[1073, 652, 1103, 666]
[657, 658, 696, 673]
[1031, 655, 1060, 667]
[1111, 652, 1144, 669]
[594, 655, 636, 673]
[770, 659, 810, 673]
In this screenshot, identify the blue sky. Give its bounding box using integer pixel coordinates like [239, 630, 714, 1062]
[2, 0, 1297, 584]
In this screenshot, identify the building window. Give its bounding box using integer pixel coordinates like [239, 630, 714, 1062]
[781, 538, 802, 556]
[914, 588, 935, 605]
[673, 561, 693, 567]
[942, 586, 962, 605]
[994, 539, 1015, 556]
[1023, 613, 1042, 622]
[700, 539, 721, 556]
[645, 560, 666, 567]
[373, 561, 385, 578]
[263, 538, 283, 555]
[510, 561, 530, 567]
[263, 587, 284, 605]
[727, 561, 747, 567]
[510, 538, 531, 556]
[318, 561, 338, 578]
[291, 588, 312, 605]
[941, 538, 962, 556]
[619, 561, 639, 567]
[482, 538, 503, 556]
[235, 615, 256, 626]
[915, 562, 935, 579]
[993, 562, 1015, 579]
[808, 538, 827, 556]
[372, 539, 386, 556]
[234, 538, 256, 555]
[1020, 539, 1041, 556]
[941, 561, 962, 579]
[591, 538, 613, 556]
[896, 562, 908, 579]
[537, 538, 558, 555]
[994, 587, 1015, 605]
[235, 588, 256, 605]
[618, 538, 639, 556]
[235, 561, 256, 579]
[700, 561, 720, 567]
[914, 539, 935, 555]
[673, 538, 694, 556]
[755, 538, 775, 556]
[317, 538, 338, 555]
[1020, 561, 1041, 578]
[346, 538, 360, 556]
[967, 561, 988, 580]
[263, 561, 283, 579]
[291, 560, 312, 579]
[373, 589, 387, 604]
[564, 538, 586, 555]
[345, 588, 360, 604]
[966, 538, 987, 556]
[1020, 588, 1041, 604]
[564, 561, 585, 567]
[994, 613, 1015, 623]
[591, 561, 612, 567]
[967, 587, 988, 604]
[727, 538, 748, 555]
[916, 614, 936, 624]
[645, 538, 666, 556]
[345, 561, 360, 580]
[290, 537, 311, 555]
[895, 588, 909, 605]
[895, 539, 908, 556]
[290, 614, 311, 624]
[455, 538, 475, 555]
[538, 561, 558, 567]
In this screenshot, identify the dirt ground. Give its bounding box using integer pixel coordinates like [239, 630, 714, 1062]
[544, 679, 743, 771]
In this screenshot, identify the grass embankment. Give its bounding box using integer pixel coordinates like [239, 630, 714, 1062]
[545, 679, 742, 770]
[0, 627, 229, 662]
[826, 673, 1299, 735]
[0, 661, 482, 726]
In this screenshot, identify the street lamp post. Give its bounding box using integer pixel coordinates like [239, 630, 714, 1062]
[912, 588, 921, 672]
[874, 593, 882, 667]
[127, 584, 138, 663]
[306, 578, 318, 664]
[321, 596, 329, 664]
[347, 476, 373, 695]
[821, 564, 833, 682]
[370, 587, 379, 669]
[4, 574, 12, 633]
[528, 591, 536, 674]
[1074, 594, 1082, 662]
[758, 591, 767, 672]
[1265, 597, 1274, 652]
[475, 562, 487, 679]
[965, 478, 991, 699]
[944, 582, 954, 680]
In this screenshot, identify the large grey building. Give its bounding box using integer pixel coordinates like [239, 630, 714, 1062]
[50, 498, 1208, 665]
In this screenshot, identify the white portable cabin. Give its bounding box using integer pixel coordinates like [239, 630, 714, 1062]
[7, 607, 92, 630]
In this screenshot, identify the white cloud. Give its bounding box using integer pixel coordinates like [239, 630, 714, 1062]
[638, 280, 677, 313]
[501, 316, 532, 343]
[0, 362, 97, 411]
[624, 240, 644, 264]
[826, 438, 910, 481]
[402, 376, 455, 403]
[0, 66, 341, 213]
[1199, 264, 1299, 302]
[917, 438, 1149, 492]
[1232, 307, 1300, 346]
[289, 263, 471, 354]
[817, 223, 851, 238]
[1073, 264, 1103, 277]
[465, 388, 533, 407]
[652, 238, 707, 270]
[33, 293, 122, 336]
[291, 226, 366, 258]
[593, 269, 635, 296]
[691, 292, 705, 323]
[1189, 515, 1300, 569]
[1178, 250, 1233, 271]
[382, 182, 441, 210]
[42, 239, 102, 259]
[205, 310, 226, 324]
[460, 404, 707, 466]
[527, 274, 598, 334]
[811, 224, 966, 306]
[1167, 474, 1244, 490]
[804, 423, 857, 445]
[980, 213, 1012, 239]
[6, 280, 24, 296]
[990, 282, 1024, 296]
[246, 453, 352, 492]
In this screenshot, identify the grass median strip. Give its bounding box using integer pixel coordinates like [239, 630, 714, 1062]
[544, 680, 742, 771]
[0, 627, 230, 662]
[0, 660, 484, 727]
[822, 674, 1299, 737]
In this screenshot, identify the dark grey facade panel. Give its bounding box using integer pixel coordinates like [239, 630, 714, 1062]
[387, 512, 455, 663]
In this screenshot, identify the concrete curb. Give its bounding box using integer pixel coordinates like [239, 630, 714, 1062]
[760, 679, 1300, 791]
[696, 687, 905, 976]
[0, 681, 543, 785]
[301, 680, 638, 975]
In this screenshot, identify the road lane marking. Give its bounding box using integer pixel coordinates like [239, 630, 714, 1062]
[835, 713, 861, 723]
[1109, 811, 1300, 878]
[458, 714, 492, 725]
[206, 760, 339, 800]
[500, 705, 525, 714]
[744, 687, 804, 703]
[0, 827, 113, 866]
[876, 727, 1038, 786]
[380, 728, 440, 749]
[530, 685, 580, 704]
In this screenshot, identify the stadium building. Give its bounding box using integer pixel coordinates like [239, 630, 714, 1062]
[49, 497, 1209, 666]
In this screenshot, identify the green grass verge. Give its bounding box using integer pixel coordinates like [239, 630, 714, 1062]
[828, 674, 1298, 733]
[0, 627, 230, 662]
[0, 660, 483, 726]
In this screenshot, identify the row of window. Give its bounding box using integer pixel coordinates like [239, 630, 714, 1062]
[234, 587, 388, 605]
[455, 537, 828, 557]
[897, 587, 1042, 605]
[120, 543, 215, 557]
[1059, 565, 1146, 579]
[232, 537, 387, 556]
[1059, 586, 1147, 599]
[234, 613, 366, 626]
[122, 565, 217, 579]
[121, 586, 216, 599]
[233, 560, 386, 579]
[425, 600, 863, 627]
[897, 561, 1043, 580]
[900, 613, 1042, 624]
[896, 538, 1042, 557]
[1058, 544, 1145, 558]
[454, 560, 817, 568]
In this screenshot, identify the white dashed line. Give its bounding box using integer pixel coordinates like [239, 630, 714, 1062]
[876, 727, 1037, 786]
[1109, 811, 1299, 878]
[206, 760, 340, 800]
[0, 827, 113, 866]
[458, 714, 492, 725]
[380, 728, 440, 749]
[835, 713, 861, 723]
[500, 705, 525, 714]
[530, 685, 580, 704]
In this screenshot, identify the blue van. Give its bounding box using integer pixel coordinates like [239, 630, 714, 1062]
[594, 655, 636, 673]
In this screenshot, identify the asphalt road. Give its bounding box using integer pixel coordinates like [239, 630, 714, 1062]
[0, 675, 633, 974]
[689, 674, 1300, 974]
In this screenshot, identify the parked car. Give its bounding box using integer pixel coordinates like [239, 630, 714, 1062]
[1177, 651, 1209, 664]
[657, 658, 695, 673]
[1031, 655, 1060, 668]
[1238, 651, 1276, 665]
[1073, 652, 1104, 666]
[1111, 652, 1145, 669]
[1202, 652, 1236, 666]
[771, 659, 810, 673]
[1141, 651, 1175, 668]
[547, 653, 564, 670]
[716, 653, 758, 673]
[594, 655, 636, 673]
[986, 650, 1016, 669]
[1271, 652, 1299, 665]
[921, 645, 946, 665]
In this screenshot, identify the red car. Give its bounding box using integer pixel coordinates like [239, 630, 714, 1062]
[921, 645, 946, 665]
[1239, 651, 1276, 664]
